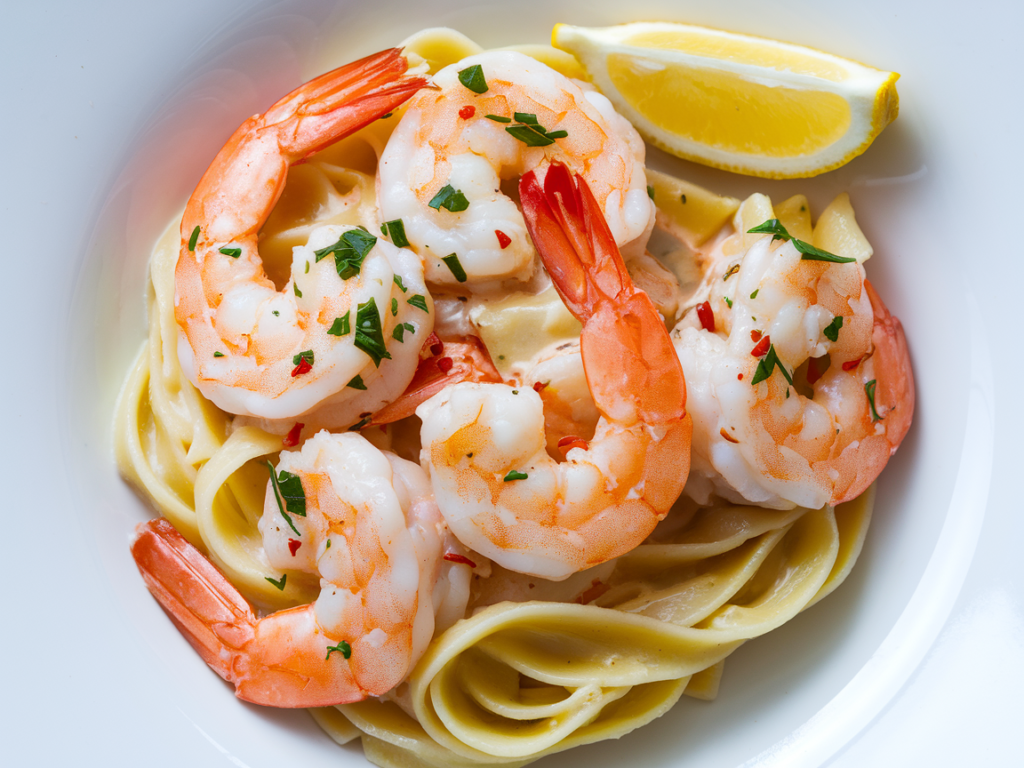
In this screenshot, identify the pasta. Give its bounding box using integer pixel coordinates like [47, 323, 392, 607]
[115, 26, 897, 768]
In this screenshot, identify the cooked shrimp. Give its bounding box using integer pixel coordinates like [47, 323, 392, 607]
[175, 49, 433, 424]
[377, 50, 654, 286]
[131, 431, 472, 707]
[673, 229, 914, 510]
[417, 163, 691, 581]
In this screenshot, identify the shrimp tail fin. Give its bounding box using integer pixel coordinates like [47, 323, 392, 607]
[131, 518, 255, 686]
[267, 48, 430, 161]
[521, 162, 688, 426]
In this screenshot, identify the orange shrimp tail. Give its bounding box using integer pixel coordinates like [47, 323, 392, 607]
[131, 519, 256, 685]
[520, 162, 688, 427]
[370, 335, 502, 426]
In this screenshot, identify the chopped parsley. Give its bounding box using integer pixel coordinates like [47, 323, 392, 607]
[428, 184, 470, 213]
[294, 283, 302, 298]
[219, 246, 241, 258]
[823, 316, 844, 342]
[392, 322, 415, 342]
[383, 219, 410, 248]
[747, 219, 856, 263]
[503, 470, 529, 482]
[441, 253, 468, 282]
[751, 344, 794, 387]
[325, 640, 352, 660]
[457, 64, 488, 94]
[188, 225, 199, 252]
[213, 351, 225, 358]
[348, 415, 371, 432]
[505, 116, 567, 147]
[724, 296, 733, 308]
[485, 114, 511, 123]
[347, 375, 367, 390]
[865, 379, 883, 421]
[750, 289, 759, 299]
[314, 228, 377, 279]
[354, 297, 392, 367]
[647, 185, 655, 200]
[328, 312, 350, 336]
[265, 574, 287, 591]
[391, 298, 398, 316]
[266, 460, 306, 536]
[407, 294, 429, 313]
[393, 274, 407, 292]
[292, 350, 314, 367]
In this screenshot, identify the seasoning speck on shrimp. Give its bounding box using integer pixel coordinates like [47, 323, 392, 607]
[175, 49, 433, 425]
[377, 50, 654, 286]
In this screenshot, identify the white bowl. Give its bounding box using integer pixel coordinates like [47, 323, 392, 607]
[3, 1, 1020, 766]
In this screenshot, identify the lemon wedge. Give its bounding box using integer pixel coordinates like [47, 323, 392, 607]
[553, 22, 899, 178]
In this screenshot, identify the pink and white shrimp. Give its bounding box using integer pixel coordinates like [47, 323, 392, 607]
[131, 431, 473, 707]
[174, 49, 433, 426]
[673, 225, 914, 509]
[377, 50, 654, 286]
[417, 163, 691, 580]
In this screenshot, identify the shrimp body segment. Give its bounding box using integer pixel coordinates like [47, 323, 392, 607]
[175, 49, 432, 424]
[132, 432, 471, 707]
[377, 51, 654, 286]
[674, 233, 914, 510]
[418, 164, 691, 580]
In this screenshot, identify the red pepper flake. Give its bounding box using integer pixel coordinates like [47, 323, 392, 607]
[557, 435, 589, 453]
[696, 300, 715, 332]
[720, 428, 739, 444]
[495, 229, 512, 249]
[459, 105, 475, 119]
[737, 373, 744, 380]
[750, 329, 762, 343]
[842, 357, 863, 372]
[424, 332, 444, 357]
[291, 358, 312, 376]
[437, 356, 454, 373]
[750, 334, 771, 358]
[806, 357, 824, 385]
[288, 539, 301, 556]
[443, 552, 477, 568]
[283, 422, 304, 447]
[533, 380, 547, 393]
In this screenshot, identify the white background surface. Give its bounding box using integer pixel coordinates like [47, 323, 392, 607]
[1, 1, 1021, 766]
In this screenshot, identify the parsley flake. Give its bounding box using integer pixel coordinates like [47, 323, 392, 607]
[384, 219, 410, 248]
[328, 312, 350, 337]
[188, 225, 200, 252]
[347, 375, 367, 390]
[326, 640, 352, 660]
[751, 344, 794, 387]
[865, 379, 883, 421]
[724, 296, 733, 308]
[219, 246, 241, 258]
[441, 253, 468, 282]
[428, 184, 470, 213]
[292, 350, 314, 367]
[647, 185, 655, 200]
[314, 229, 378, 279]
[485, 114, 511, 123]
[266, 461, 305, 536]
[747, 219, 856, 263]
[392, 322, 415, 342]
[503, 470, 528, 482]
[750, 289, 759, 299]
[294, 283, 302, 298]
[823, 316, 844, 342]
[393, 274, 407, 293]
[407, 294, 429, 313]
[354, 297, 392, 367]
[213, 351, 225, 358]
[457, 64, 488, 94]
[265, 574, 287, 591]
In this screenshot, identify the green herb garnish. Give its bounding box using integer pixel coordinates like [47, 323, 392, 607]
[384, 219, 410, 248]
[393, 274, 407, 292]
[750, 289, 759, 299]
[865, 379, 883, 421]
[408, 294, 429, 312]
[294, 283, 302, 297]
[428, 184, 470, 213]
[213, 351, 225, 358]
[441, 253, 468, 283]
[265, 574, 287, 591]
[503, 470, 528, 482]
[647, 185, 655, 200]
[485, 114, 511, 123]
[325, 640, 352, 660]
[354, 297, 392, 367]
[724, 296, 733, 308]
[747, 219, 856, 263]
[458, 64, 488, 93]
[314, 229, 378, 279]
[188, 225, 200, 252]
[292, 350, 314, 367]
[751, 344, 794, 387]
[347, 375, 367, 390]
[219, 246, 241, 258]
[823, 316, 844, 342]
[348, 416, 371, 432]
[328, 312, 350, 337]
[392, 322, 415, 342]
[266, 461, 304, 536]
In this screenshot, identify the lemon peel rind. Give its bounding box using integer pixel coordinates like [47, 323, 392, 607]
[553, 23, 900, 179]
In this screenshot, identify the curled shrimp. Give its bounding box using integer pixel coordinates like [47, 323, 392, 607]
[175, 49, 434, 424]
[131, 431, 473, 707]
[417, 163, 691, 581]
[673, 226, 914, 510]
[377, 50, 653, 286]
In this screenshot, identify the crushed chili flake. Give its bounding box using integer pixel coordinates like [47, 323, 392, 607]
[720, 428, 739, 444]
[738, 373, 744, 380]
[806, 357, 825, 385]
[557, 435, 589, 453]
[842, 357, 862, 372]
[750, 329, 762, 342]
[437, 356, 454, 373]
[283, 422, 304, 447]
[458, 105, 475, 119]
[533, 380, 547, 393]
[696, 300, 715, 332]
[750, 334, 771, 358]
[291, 358, 313, 376]
[495, 229, 512, 249]
[424, 332, 444, 357]
[288, 539, 301, 556]
[443, 552, 477, 568]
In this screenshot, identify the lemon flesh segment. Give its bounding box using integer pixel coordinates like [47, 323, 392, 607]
[553, 22, 900, 178]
